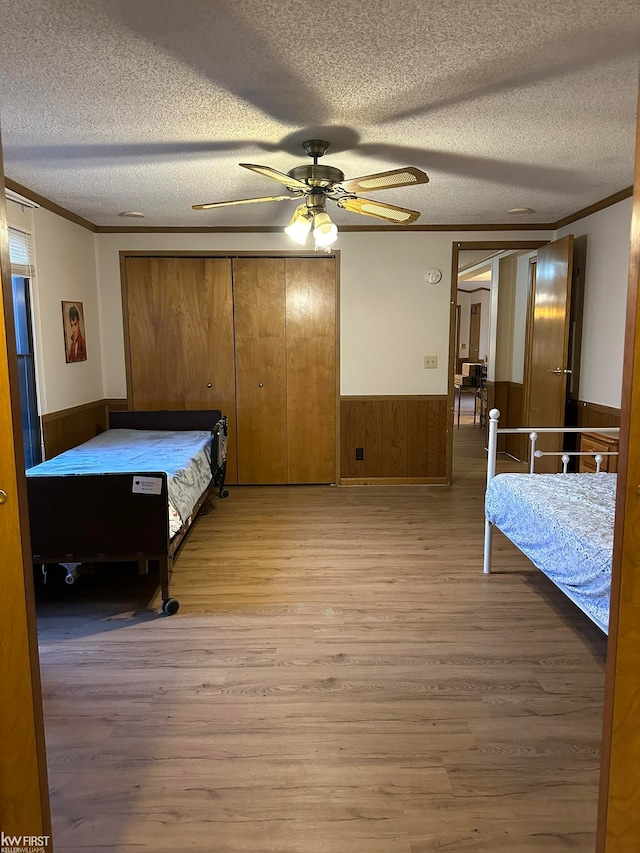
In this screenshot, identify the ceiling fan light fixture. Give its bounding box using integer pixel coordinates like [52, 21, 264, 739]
[312, 211, 338, 247]
[284, 205, 313, 245]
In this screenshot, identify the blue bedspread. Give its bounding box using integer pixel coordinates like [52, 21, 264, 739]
[27, 429, 212, 530]
[485, 472, 616, 630]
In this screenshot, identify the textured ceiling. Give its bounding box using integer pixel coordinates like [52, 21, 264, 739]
[1, 0, 639, 228]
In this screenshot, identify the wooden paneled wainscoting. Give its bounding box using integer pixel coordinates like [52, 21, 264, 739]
[487, 381, 526, 460]
[340, 395, 448, 484]
[40, 396, 619, 476]
[41, 398, 127, 459]
[574, 399, 621, 429]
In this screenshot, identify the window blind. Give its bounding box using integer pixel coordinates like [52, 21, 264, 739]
[8, 226, 35, 277]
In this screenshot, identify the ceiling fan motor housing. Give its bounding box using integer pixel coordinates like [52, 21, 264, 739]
[287, 163, 345, 191]
[286, 139, 346, 194]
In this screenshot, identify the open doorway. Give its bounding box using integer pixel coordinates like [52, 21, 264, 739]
[448, 240, 548, 479]
[453, 253, 493, 433]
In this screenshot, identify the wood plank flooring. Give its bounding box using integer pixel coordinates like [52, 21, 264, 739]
[36, 423, 607, 852]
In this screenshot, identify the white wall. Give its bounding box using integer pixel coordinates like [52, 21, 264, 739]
[339, 232, 455, 395]
[7, 201, 102, 414]
[494, 255, 517, 383]
[96, 229, 551, 400]
[32, 209, 102, 413]
[556, 199, 632, 409]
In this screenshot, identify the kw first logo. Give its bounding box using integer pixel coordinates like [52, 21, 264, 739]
[1, 834, 50, 853]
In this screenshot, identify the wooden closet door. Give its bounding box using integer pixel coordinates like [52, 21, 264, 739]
[233, 258, 288, 484]
[123, 256, 237, 482]
[285, 257, 337, 483]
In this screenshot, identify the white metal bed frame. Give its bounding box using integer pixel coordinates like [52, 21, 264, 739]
[482, 407, 619, 633]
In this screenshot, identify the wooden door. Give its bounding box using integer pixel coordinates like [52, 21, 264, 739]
[597, 89, 640, 852]
[285, 257, 337, 483]
[0, 159, 52, 841]
[469, 302, 481, 362]
[123, 256, 237, 482]
[233, 258, 288, 484]
[524, 235, 574, 472]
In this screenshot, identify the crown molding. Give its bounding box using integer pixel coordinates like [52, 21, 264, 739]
[4, 178, 97, 232]
[97, 221, 557, 233]
[551, 186, 633, 229]
[5, 179, 633, 235]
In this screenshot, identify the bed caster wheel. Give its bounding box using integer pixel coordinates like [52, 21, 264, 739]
[220, 488, 229, 498]
[162, 598, 180, 615]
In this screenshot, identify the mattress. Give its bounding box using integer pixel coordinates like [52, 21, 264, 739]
[485, 472, 616, 631]
[27, 428, 213, 537]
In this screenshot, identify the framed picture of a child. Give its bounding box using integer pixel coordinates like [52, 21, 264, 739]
[62, 301, 87, 363]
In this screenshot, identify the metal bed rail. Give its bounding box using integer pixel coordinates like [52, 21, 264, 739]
[483, 408, 619, 575]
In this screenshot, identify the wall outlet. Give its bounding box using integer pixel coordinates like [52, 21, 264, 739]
[423, 355, 438, 369]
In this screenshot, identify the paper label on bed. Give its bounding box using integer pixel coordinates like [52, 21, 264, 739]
[132, 476, 162, 495]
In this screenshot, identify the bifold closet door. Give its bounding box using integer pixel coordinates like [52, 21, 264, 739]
[233, 258, 288, 484]
[123, 256, 237, 482]
[285, 257, 336, 484]
[233, 256, 337, 485]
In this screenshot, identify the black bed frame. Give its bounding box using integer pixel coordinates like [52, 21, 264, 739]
[27, 409, 228, 615]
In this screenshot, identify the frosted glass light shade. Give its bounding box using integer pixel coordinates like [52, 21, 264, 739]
[313, 211, 338, 247]
[284, 206, 312, 245]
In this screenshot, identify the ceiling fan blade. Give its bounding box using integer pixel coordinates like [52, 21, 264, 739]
[193, 194, 295, 210]
[240, 163, 309, 191]
[338, 197, 421, 224]
[337, 167, 428, 194]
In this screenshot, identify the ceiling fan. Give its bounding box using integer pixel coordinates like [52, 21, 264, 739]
[192, 139, 429, 248]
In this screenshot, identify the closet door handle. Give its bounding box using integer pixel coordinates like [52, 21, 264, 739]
[548, 368, 572, 375]
[258, 383, 264, 387]
[207, 383, 212, 388]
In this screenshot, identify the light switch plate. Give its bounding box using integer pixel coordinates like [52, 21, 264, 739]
[424, 355, 438, 369]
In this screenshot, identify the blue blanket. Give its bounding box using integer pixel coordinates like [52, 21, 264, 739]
[27, 429, 212, 528]
[485, 472, 616, 631]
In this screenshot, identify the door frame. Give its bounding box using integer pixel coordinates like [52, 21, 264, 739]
[1, 147, 52, 842]
[119, 249, 341, 486]
[596, 93, 640, 851]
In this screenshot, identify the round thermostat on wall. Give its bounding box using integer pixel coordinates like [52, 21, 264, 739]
[425, 268, 442, 284]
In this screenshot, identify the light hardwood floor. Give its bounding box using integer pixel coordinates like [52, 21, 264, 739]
[36, 422, 607, 852]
